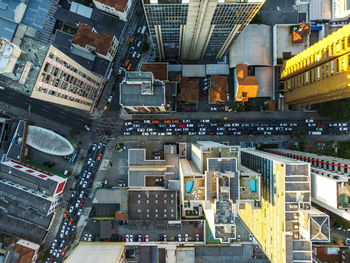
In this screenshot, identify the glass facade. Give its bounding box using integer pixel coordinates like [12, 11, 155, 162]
[205, 3, 261, 57]
[241, 151, 275, 206]
[144, 1, 262, 60]
[144, 4, 188, 60]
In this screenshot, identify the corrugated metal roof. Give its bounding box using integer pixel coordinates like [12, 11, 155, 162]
[206, 64, 229, 75]
[70, 2, 93, 18]
[182, 65, 206, 77]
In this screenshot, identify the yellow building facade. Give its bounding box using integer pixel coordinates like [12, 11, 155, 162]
[281, 23, 350, 106]
[238, 149, 329, 263]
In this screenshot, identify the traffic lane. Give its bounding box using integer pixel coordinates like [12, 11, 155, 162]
[0, 88, 92, 129]
[47, 144, 105, 262]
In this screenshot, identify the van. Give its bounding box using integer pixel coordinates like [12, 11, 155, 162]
[308, 131, 322, 135]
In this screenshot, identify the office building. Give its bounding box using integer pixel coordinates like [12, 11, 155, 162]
[179, 141, 240, 243]
[93, 0, 133, 21]
[127, 145, 178, 188]
[238, 149, 330, 263]
[264, 148, 350, 221]
[120, 71, 177, 113]
[0, 37, 103, 111]
[281, 23, 350, 106]
[142, 0, 265, 61]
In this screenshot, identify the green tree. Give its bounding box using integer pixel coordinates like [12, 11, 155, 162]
[319, 98, 350, 121]
[142, 42, 150, 53]
[250, 12, 263, 24]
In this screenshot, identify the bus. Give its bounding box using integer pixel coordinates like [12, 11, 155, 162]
[141, 26, 146, 35]
[69, 147, 80, 164]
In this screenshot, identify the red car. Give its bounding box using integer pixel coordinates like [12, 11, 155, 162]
[141, 235, 145, 242]
[184, 107, 191, 111]
[209, 132, 216, 135]
[79, 200, 85, 207]
[179, 124, 185, 128]
[122, 234, 126, 242]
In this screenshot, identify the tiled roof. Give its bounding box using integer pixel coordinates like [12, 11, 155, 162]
[178, 77, 199, 104]
[14, 243, 36, 263]
[73, 24, 114, 56]
[209, 75, 228, 103]
[95, 0, 128, 12]
[141, 63, 168, 81]
[235, 64, 258, 102]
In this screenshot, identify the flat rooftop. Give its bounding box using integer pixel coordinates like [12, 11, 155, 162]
[128, 190, 178, 220]
[120, 72, 165, 107]
[2, 37, 49, 95]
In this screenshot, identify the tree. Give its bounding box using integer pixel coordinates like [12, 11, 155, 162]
[319, 98, 350, 121]
[250, 12, 263, 24]
[142, 42, 150, 53]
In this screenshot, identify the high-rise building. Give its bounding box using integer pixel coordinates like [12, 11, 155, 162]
[0, 37, 102, 111]
[264, 148, 350, 221]
[281, 23, 350, 106]
[142, 0, 265, 61]
[238, 149, 330, 263]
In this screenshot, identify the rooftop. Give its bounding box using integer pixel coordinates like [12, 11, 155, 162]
[26, 126, 74, 156]
[73, 24, 114, 56]
[234, 64, 258, 102]
[53, 30, 109, 76]
[54, 6, 125, 40]
[128, 190, 179, 221]
[120, 72, 165, 107]
[273, 24, 310, 66]
[229, 24, 272, 68]
[141, 63, 168, 81]
[1, 37, 49, 95]
[178, 77, 199, 104]
[209, 75, 228, 103]
[14, 240, 39, 263]
[0, 0, 27, 24]
[94, 0, 129, 12]
[92, 189, 127, 211]
[64, 243, 124, 263]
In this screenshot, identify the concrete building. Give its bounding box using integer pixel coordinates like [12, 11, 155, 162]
[142, 0, 265, 61]
[332, 0, 350, 19]
[0, 37, 103, 111]
[281, 23, 350, 106]
[93, 0, 133, 21]
[238, 149, 330, 263]
[179, 141, 240, 243]
[120, 71, 177, 113]
[264, 148, 350, 221]
[0, 159, 67, 244]
[72, 24, 119, 62]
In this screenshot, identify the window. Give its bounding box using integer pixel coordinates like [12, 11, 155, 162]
[326, 64, 329, 77]
[331, 61, 334, 75]
[305, 71, 308, 84]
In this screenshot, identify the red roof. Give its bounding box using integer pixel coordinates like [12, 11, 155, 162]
[73, 24, 114, 56]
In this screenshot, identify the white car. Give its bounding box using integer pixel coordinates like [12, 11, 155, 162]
[130, 234, 133, 242]
[132, 51, 136, 58]
[75, 200, 81, 208]
[137, 53, 141, 59]
[249, 234, 253, 241]
[185, 233, 188, 242]
[84, 125, 90, 131]
[196, 234, 199, 241]
[145, 234, 149, 242]
[107, 95, 113, 102]
[77, 208, 82, 216]
[137, 40, 141, 47]
[178, 234, 181, 242]
[126, 235, 129, 242]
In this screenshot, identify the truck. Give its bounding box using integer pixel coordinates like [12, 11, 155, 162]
[141, 25, 146, 35]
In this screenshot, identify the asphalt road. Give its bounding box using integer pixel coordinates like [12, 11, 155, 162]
[0, 88, 92, 129]
[45, 142, 105, 263]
